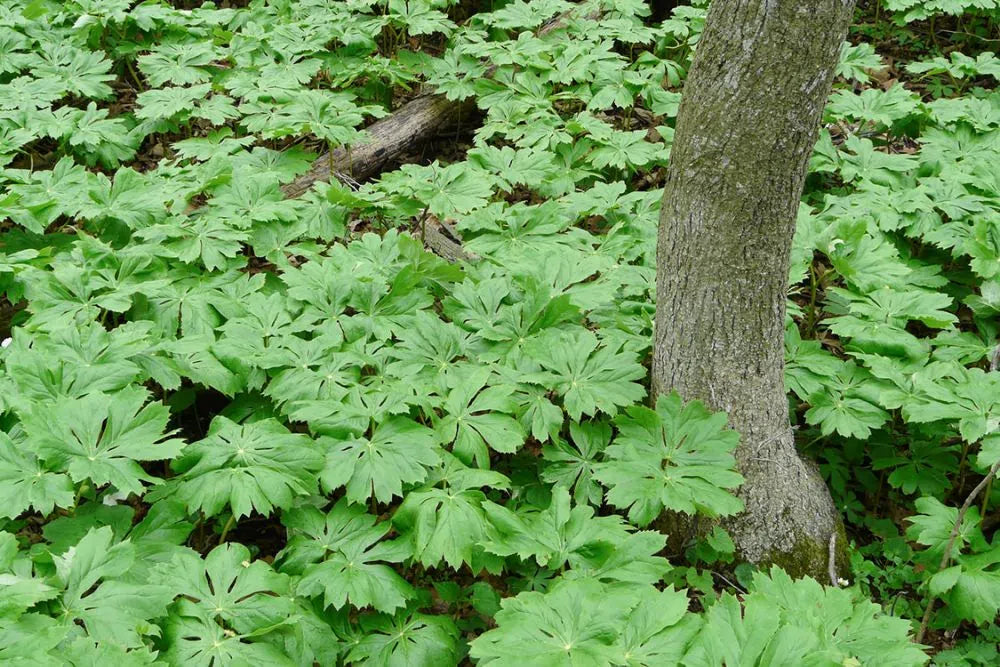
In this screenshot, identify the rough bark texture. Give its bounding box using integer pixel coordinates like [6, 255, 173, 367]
[421, 216, 479, 263]
[653, 0, 856, 579]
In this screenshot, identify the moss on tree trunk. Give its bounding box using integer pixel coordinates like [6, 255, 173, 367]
[653, 0, 856, 580]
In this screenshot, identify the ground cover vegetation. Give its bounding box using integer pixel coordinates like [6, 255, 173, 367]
[0, 0, 997, 664]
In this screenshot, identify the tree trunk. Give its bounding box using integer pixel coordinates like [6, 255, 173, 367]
[653, 0, 856, 580]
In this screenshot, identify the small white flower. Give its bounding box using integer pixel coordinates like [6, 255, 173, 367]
[1, 338, 11, 349]
[837, 577, 850, 587]
[102, 490, 130, 506]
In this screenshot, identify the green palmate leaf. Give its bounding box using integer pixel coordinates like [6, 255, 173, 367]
[136, 84, 238, 125]
[804, 361, 890, 439]
[348, 611, 460, 667]
[436, 366, 526, 468]
[385, 310, 468, 381]
[842, 286, 956, 329]
[161, 610, 297, 667]
[838, 136, 919, 187]
[408, 161, 496, 216]
[158, 543, 296, 666]
[0, 75, 65, 110]
[907, 51, 1000, 80]
[541, 419, 612, 506]
[906, 496, 982, 562]
[0, 430, 74, 519]
[872, 438, 960, 497]
[149, 417, 322, 518]
[902, 367, 1000, 444]
[468, 145, 558, 192]
[6, 327, 152, 404]
[481, 486, 669, 584]
[523, 329, 645, 421]
[0, 531, 59, 619]
[387, 0, 455, 35]
[836, 41, 885, 84]
[595, 392, 743, 526]
[33, 44, 114, 99]
[319, 416, 440, 504]
[469, 577, 699, 667]
[206, 175, 301, 229]
[277, 499, 414, 613]
[78, 167, 165, 229]
[243, 89, 379, 146]
[826, 85, 921, 129]
[393, 455, 510, 571]
[444, 274, 580, 363]
[463, 210, 587, 260]
[940, 548, 1000, 625]
[173, 128, 256, 161]
[684, 567, 924, 666]
[52, 527, 173, 648]
[261, 337, 358, 410]
[0, 613, 72, 664]
[137, 42, 220, 87]
[614, 584, 702, 666]
[387, 310, 469, 378]
[588, 129, 660, 170]
[159, 542, 291, 628]
[515, 384, 565, 443]
[20, 387, 184, 496]
[60, 102, 138, 168]
[137, 215, 248, 271]
[784, 324, 843, 401]
[470, 577, 632, 666]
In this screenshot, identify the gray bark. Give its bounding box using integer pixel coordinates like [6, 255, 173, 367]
[420, 216, 479, 263]
[653, 0, 856, 579]
[281, 94, 477, 199]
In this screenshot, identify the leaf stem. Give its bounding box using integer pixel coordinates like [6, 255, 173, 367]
[218, 514, 237, 545]
[915, 459, 1000, 644]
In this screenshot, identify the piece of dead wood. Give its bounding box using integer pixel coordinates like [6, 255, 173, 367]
[421, 216, 479, 263]
[280, 7, 601, 201]
[280, 94, 478, 199]
[272, 7, 602, 261]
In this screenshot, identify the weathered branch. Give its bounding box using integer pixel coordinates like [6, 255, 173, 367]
[280, 94, 477, 199]
[281, 7, 600, 200]
[421, 216, 478, 263]
[277, 7, 601, 260]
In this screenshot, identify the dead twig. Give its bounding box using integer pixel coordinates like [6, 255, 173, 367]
[828, 532, 839, 587]
[915, 458, 1000, 644]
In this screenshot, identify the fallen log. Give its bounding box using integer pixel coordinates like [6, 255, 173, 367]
[281, 6, 600, 201]
[276, 6, 602, 261]
[280, 94, 477, 199]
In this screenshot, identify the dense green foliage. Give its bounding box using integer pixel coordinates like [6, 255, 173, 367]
[0, 0, 998, 664]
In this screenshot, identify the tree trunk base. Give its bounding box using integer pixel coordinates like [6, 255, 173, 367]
[725, 430, 848, 581]
[659, 429, 848, 583]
